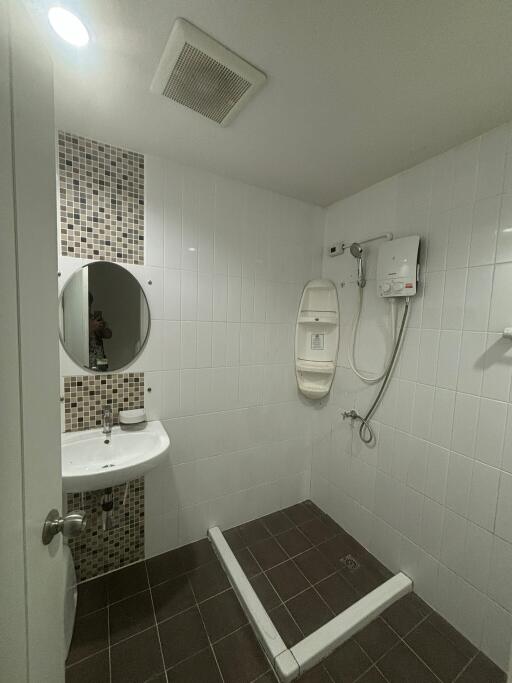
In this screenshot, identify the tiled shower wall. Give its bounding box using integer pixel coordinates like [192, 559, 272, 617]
[140, 156, 324, 557]
[58, 133, 147, 579]
[312, 121, 512, 669]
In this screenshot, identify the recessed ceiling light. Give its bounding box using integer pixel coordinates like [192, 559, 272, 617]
[48, 7, 89, 47]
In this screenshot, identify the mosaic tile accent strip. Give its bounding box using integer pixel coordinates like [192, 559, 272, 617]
[58, 131, 145, 264]
[66, 477, 144, 581]
[63, 372, 144, 432]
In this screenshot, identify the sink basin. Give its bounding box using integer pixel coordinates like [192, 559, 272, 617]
[62, 420, 170, 493]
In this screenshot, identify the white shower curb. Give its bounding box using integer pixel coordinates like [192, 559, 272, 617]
[208, 526, 412, 682]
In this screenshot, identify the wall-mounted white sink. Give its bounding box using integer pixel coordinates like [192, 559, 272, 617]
[61, 420, 170, 493]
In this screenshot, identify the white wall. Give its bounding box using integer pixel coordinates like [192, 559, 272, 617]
[59, 157, 324, 557]
[312, 121, 512, 669]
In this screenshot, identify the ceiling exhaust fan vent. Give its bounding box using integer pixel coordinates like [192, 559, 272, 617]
[151, 19, 266, 126]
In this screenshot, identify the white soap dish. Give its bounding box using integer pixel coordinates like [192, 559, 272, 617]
[119, 408, 147, 425]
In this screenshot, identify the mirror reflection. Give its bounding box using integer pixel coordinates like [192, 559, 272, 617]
[59, 262, 150, 372]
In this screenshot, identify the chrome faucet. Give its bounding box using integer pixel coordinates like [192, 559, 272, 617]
[102, 406, 113, 436]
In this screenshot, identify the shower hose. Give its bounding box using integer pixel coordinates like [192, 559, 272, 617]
[345, 295, 410, 445]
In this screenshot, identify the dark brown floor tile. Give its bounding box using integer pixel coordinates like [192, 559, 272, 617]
[76, 577, 108, 617]
[238, 519, 271, 546]
[283, 502, 317, 525]
[250, 536, 288, 570]
[275, 527, 313, 557]
[224, 527, 245, 550]
[234, 547, 261, 578]
[166, 647, 222, 683]
[110, 626, 164, 683]
[65, 650, 110, 683]
[356, 667, 387, 683]
[66, 609, 108, 665]
[456, 653, 506, 682]
[298, 664, 332, 682]
[214, 624, 269, 683]
[303, 500, 324, 517]
[317, 532, 364, 566]
[253, 673, 277, 683]
[178, 538, 216, 571]
[266, 559, 310, 602]
[109, 589, 155, 645]
[378, 642, 438, 682]
[269, 605, 303, 647]
[294, 547, 336, 584]
[299, 516, 338, 545]
[324, 639, 372, 682]
[354, 618, 398, 662]
[427, 612, 477, 659]
[146, 548, 185, 586]
[316, 572, 359, 614]
[199, 589, 247, 642]
[382, 593, 431, 637]
[261, 510, 295, 535]
[107, 561, 149, 603]
[406, 618, 473, 682]
[250, 573, 281, 611]
[341, 551, 392, 595]
[151, 574, 195, 623]
[286, 587, 333, 636]
[158, 605, 209, 669]
[188, 559, 230, 603]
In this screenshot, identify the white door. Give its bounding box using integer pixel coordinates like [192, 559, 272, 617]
[0, 2, 65, 681]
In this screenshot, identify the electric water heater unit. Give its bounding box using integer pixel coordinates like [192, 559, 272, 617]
[377, 235, 420, 298]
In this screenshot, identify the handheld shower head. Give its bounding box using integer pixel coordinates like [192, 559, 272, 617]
[350, 242, 363, 258]
[349, 242, 366, 288]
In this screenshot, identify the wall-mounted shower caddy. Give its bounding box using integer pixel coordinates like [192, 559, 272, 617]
[294, 279, 339, 399]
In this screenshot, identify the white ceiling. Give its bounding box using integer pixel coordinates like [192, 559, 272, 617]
[30, 0, 512, 206]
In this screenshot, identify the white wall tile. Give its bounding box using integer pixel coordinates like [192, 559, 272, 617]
[425, 443, 449, 503]
[476, 124, 507, 201]
[463, 265, 493, 331]
[451, 392, 479, 457]
[446, 204, 472, 269]
[436, 331, 461, 389]
[452, 139, 480, 208]
[421, 271, 445, 330]
[474, 398, 507, 468]
[469, 196, 500, 267]
[481, 333, 512, 401]
[411, 384, 434, 440]
[467, 461, 500, 531]
[430, 388, 455, 449]
[417, 329, 439, 385]
[441, 269, 467, 330]
[496, 193, 512, 263]
[163, 269, 181, 320]
[457, 331, 486, 395]
[445, 451, 473, 516]
[495, 471, 512, 543]
[489, 262, 512, 332]
[488, 536, 512, 611]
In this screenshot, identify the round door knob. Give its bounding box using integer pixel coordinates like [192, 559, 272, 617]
[42, 509, 86, 545]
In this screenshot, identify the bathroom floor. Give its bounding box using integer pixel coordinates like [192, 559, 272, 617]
[66, 500, 505, 683]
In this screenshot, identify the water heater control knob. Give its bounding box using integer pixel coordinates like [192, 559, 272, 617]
[382, 283, 391, 293]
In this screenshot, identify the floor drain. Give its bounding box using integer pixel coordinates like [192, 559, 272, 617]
[340, 554, 359, 571]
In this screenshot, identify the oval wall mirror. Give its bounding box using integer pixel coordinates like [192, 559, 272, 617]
[59, 261, 150, 372]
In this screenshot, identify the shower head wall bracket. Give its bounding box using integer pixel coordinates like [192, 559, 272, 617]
[328, 232, 393, 257]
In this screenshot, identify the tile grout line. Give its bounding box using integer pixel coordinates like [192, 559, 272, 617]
[186, 569, 226, 683]
[144, 560, 169, 682]
[107, 601, 112, 683]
